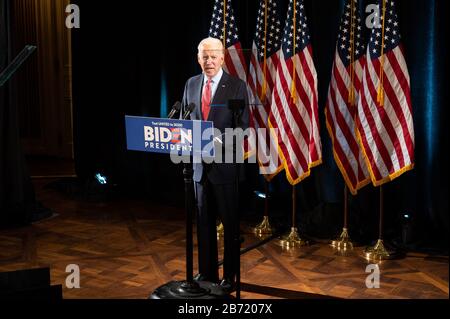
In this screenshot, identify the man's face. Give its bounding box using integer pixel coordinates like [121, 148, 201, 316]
[197, 43, 224, 78]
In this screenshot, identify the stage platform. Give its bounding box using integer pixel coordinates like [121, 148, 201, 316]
[0, 178, 448, 299]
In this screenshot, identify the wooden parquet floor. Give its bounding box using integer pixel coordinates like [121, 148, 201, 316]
[0, 179, 448, 299]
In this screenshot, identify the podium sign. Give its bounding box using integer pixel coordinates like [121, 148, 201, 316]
[125, 115, 230, 299]
[125, 115, 215, 157]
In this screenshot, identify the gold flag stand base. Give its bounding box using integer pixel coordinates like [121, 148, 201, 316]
[364, 239, 399, 261]
[216, 222, 224, 239]
[278, 227, 308, 249]
[331, 228, 353, 252]
[253, 216, 273, 237]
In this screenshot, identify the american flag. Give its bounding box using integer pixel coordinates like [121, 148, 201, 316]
[269, 0, 322, 185]
[325, 0, 370, 195]
[356, 0, 414, 186]
[209, 0, 247, 82]
[247, 0, 284, 177]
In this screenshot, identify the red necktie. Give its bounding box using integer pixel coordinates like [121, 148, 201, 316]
[202, 79, 212, 120]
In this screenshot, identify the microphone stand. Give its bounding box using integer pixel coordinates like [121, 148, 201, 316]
[228, 100, 244, 299]
[150, 104, 228, 299]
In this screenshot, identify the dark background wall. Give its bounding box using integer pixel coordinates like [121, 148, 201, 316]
[70, 0, 448, 251]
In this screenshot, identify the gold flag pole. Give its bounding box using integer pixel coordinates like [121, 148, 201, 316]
[260, 0, 269, 102]
[279, 185, 308, 248]
[254, 180, 274, 237]
[253, 0, 273, 238]
[290, 0, 298, 102]
[364, 186, 398, 261]
[377, 0, 387, 107]
[332, 2, 355, 252]
[222, 0, 227, 47]
[348, 0, 356, 106]
[364, 0, 400, 261]
[331, 185, 353, 252]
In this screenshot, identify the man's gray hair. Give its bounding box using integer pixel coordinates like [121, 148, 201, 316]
[197, 37, 224, 55]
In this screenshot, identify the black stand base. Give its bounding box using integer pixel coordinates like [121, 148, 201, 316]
[149, 281, 231, 299]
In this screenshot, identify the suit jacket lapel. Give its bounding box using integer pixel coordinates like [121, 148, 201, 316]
[192, 75, 203, 120]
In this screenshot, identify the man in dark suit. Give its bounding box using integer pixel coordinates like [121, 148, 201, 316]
[181, 37, 249, 291]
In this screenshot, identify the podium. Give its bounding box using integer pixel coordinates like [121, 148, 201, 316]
[125, 115, 229, 299]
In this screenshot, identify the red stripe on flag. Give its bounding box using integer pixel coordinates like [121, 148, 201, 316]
[332, 62, 366, 164]
[224, 50, 239, 78]
[386, 50, 414, 161]
[356, 92, 384, 181]
[368, 58, 405, 170]
[326, 95, 358, 186]
[277, 59, 312, 171]
[271, 84, 307, 179]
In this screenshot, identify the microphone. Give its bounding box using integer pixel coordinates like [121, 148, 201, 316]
[183, 103, 196, 120]
[167, 101, 182, 119]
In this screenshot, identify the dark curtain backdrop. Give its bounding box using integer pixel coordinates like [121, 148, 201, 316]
[72, 0, 448, 251]
[0, 0, 38, 227]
